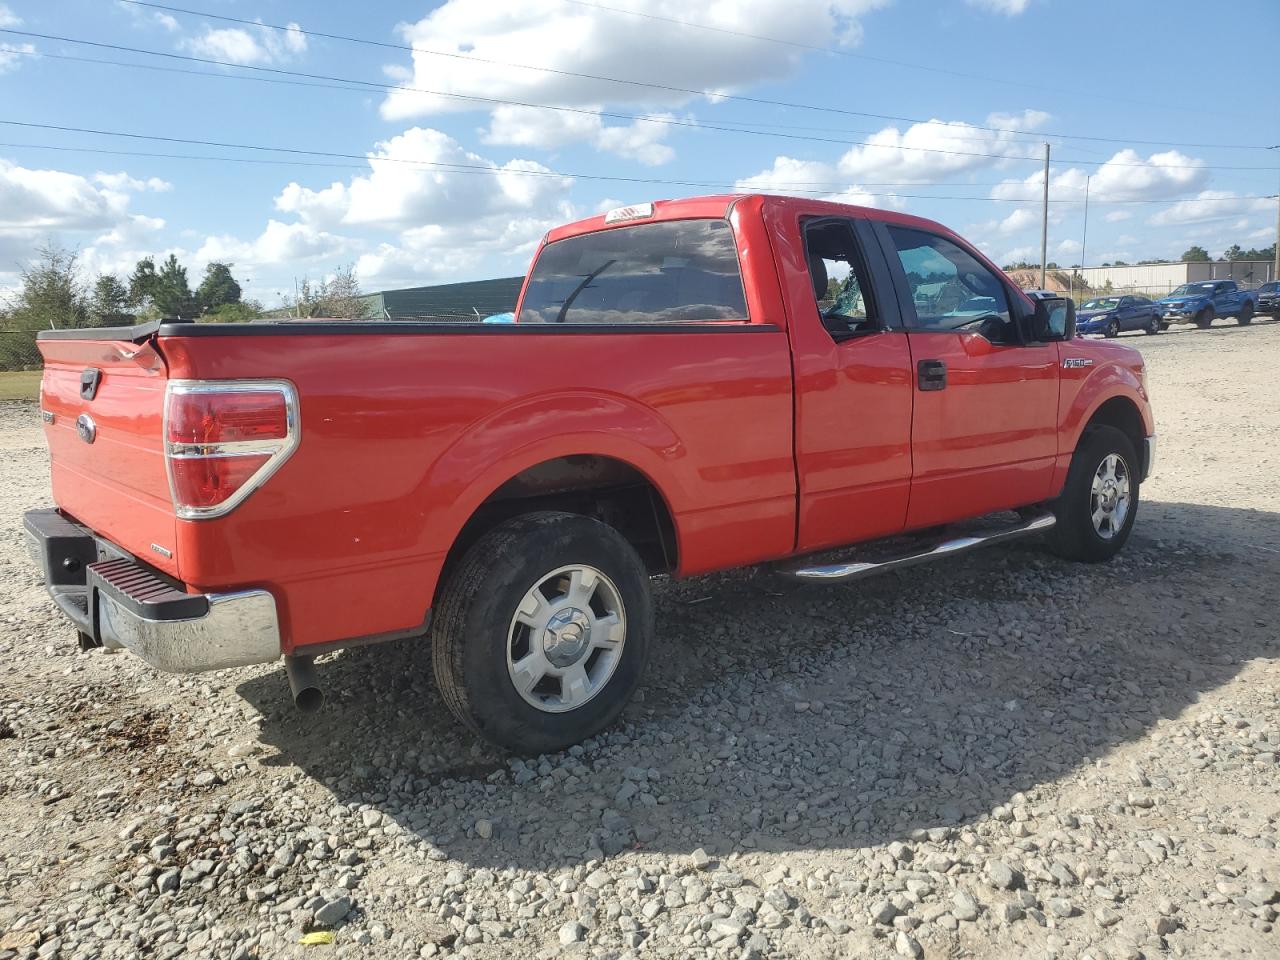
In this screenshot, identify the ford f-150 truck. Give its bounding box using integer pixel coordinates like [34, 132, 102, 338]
[1156, 279, 1258, 328]
[25, 195, 1155, 754]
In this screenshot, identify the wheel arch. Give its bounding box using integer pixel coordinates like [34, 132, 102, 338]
[437, 452, 681, 602]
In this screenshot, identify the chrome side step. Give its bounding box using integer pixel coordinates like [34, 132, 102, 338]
[779, 511, 1056, 583]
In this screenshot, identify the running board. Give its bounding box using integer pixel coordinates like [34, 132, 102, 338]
[778, 511, 1057, 583]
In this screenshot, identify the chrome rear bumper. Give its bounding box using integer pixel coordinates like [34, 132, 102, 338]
[24, 508, 281, 673]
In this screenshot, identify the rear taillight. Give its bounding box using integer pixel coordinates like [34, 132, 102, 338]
[164, 380, 299, 519]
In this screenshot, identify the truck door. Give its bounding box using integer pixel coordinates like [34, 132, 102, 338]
[781, 215, 915, 553]
[874, 223, 1060, 529]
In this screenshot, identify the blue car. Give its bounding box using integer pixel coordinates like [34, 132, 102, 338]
[1075, 295, 1163, 337]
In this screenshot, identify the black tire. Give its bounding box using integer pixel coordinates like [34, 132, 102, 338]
[1144, 316, 1160, 335]
[1048, 425, 1139, 563]
[1159, 321, 1171, 331]
[430, 511, 652, 754]
[1105, 318, 1120, 339]
[1194, 308, 1213, 329]
[1236, 302, 1253, 325]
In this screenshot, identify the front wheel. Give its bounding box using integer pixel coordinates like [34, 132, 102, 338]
[430, 511, 652, 754]
[1048, 425, 1139, 563]
[1194, 308, 1213, 329]
[1105, 318, 1120, 339]
[1237, 302, 1253, 325]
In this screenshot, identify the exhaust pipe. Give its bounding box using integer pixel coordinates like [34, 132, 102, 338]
[283, 655, 324, 712]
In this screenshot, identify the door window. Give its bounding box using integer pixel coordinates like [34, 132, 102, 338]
[802, 219, 879, 339]
[884, 226, 1015, 343]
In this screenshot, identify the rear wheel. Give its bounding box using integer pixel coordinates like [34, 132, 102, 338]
[430, 511, 652, 754]
[1144, 315, 1161, 335]
[1194, 308, 1213, 329]
[1048, 425, 1139, 563]
[1237, 302, 1253, 325]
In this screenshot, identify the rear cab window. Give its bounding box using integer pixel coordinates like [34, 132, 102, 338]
[519, 219, 749, 325]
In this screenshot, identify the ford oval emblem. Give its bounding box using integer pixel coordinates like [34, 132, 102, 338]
[76, 413, 97, 444]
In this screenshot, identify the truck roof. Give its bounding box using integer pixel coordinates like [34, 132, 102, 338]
[544, 193, 957, 246]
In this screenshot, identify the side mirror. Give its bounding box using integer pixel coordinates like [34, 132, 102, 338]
[1029, 295, 1075, 341]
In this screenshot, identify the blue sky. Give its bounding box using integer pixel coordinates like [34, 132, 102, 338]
[1, 0, 1277, 305]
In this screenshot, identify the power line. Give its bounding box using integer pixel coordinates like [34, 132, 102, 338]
[1, 125, 1272, 205]
[111, 2, 1273, 153]
[7, 29, 1276, 174]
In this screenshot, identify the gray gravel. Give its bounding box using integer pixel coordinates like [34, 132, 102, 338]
[1, 321, 1279, 959]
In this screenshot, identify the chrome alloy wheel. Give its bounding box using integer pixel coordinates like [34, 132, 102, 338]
[1090, 453, 1131, 540]
[506, 564, 626, 713]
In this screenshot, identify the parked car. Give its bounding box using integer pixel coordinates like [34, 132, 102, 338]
[1076, 295, 1163, 337]
[25, 195, 1156, 754]
[1156, 280, 1258, 328]
[1256, 281, 1280, 319]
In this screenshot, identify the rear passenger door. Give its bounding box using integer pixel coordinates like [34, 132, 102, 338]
[781, 215, 915, 553]
[874, 224, 1060, 529]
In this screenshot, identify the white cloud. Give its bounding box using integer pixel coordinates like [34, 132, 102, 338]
[733, 155, 905, 209]
[998, 207, 1037, 234]
[0, 160, 134, 231]
[381, 0, 890, 121]
[0, 42, 35, 74]
[991, 149, 1209, 204]
[483, 105, 678, 166]
[93, 172, 174, 193]
[1104, 210, 1132, 223]
[274, 127, 573, 230]
[0, 5, 20, 28]
[836, 110, 1049, 183]
[196, 219, 351, 267]
[1147, 191, 1272, 227]
[184, 20, 307, 66]
[115, 1, 179, 32]
[967, 0, 1031, 14]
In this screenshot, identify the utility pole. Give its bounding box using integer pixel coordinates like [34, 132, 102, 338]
[1040, 142, 1050, 289]
[1274, 177, 1279, 283]
[1080, 175, 1091, 296]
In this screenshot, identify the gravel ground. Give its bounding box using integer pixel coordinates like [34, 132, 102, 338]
[1, 322, 1278, 960]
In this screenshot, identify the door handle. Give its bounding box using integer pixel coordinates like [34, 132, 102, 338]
[918, 359, 947, 391]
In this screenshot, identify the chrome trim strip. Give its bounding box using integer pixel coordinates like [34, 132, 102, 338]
[1142, 435, 1156, 482]
[97, 587, 281, 673]
[781, 512, 1057, 583]
[167, 438, 286, 458]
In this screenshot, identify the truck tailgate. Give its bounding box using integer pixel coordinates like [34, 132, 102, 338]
[37, 333, 179, 579]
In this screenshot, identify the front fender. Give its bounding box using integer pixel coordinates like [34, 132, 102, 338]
[1054, 355, 1153, 491]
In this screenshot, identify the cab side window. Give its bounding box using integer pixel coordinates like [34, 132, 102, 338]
[884, 226, 1016, 344]
[802, 219, 879, 340]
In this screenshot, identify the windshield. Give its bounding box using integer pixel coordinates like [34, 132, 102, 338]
[1261, 282, 1279, 293]
[1170, 283, 1214, 297]
[1081, 298, 1119, 310]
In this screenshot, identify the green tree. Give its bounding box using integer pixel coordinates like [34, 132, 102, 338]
[1223, 244, 1244, 261]
[87, 274, 134, 327]
[5, 242, 88, 332]
[1180, 246, 1210, 262]
[153, 254, 195, 317]
[285, 264, 366, 319]
[128, 256, 160, 311]
[203, 300, 263, 323]
[195, 262, 242, 314]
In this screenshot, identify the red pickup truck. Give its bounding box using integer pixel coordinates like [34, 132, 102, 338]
[26, 195, 1155, 753]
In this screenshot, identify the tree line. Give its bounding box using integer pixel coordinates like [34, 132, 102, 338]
[0, 242, 366, 369]
[1005, 242, 1276, 272]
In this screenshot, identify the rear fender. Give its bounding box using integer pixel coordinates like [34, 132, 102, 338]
[421, 391, 687, 568]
